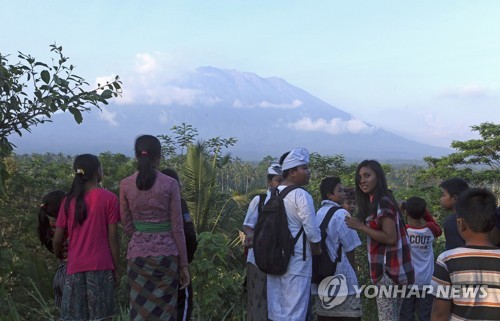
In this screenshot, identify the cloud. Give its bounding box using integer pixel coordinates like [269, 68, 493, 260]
[233, 99, 303, 109]
[96, 52, 218, 106]
[438, 84, 491, 99]
[288, 117, 376, 135]
[135, 52, 160, 74]
[159, 110, 170, 124]
[98, 108, 119, 127]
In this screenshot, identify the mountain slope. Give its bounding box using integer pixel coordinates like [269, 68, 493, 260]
[9, 66, 450, 161]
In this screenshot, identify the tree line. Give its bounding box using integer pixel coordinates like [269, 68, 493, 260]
[1, 45, 498, 320]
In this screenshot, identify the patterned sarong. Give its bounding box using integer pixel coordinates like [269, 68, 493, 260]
[53, 261, 67, 309]
[60, 270, 116, 321]
[128, 255, 179, 321]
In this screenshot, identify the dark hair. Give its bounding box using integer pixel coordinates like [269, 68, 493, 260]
[279, 151, 291, 179]
[320, 177, 342, 201]
[343, 187, 355, 201]
[355, 160, 399, 221]
[456, 188, 497, 233]
[439, 177, 469, 197]
[65, 154, 101, 226]
[161, 168, 180, 186]
[405, 197, 427, 220]
[37, 190, 65, 252]
[135, 135, 162, 190]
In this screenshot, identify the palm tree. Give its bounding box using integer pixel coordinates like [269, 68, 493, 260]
[182, 140, 248, 234]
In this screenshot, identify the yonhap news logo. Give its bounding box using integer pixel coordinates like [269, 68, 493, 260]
[318, 274, 488, 309]
[318, 274, 349, 309]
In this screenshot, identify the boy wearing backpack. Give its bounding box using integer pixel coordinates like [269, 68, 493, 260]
[263, 148, 321, 321]
[313, 177, 362, 321]
[243, 164, 283, 321]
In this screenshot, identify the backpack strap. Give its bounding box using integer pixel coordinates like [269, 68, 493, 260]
[277, 185, 300, 198]
[321, 206, 343, 262]
[278, 185, 306, 260]
[257, 194, 266, 214]
[321, 206, 341, 230]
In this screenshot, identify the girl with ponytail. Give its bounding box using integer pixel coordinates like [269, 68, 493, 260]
[120, 135, 190, 320]
[37, 190, 66, 309]
[53, 154, 120, 321]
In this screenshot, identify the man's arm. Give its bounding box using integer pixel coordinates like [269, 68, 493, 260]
[108, 223, 121, 286]
[346, 250, 356, 275]
[430, 298, 451, 321]
[53, 227, 66, 259]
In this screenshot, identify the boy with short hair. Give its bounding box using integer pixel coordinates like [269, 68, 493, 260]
[430, 188, 500, 321]
[439, 178, 469, 250]
[314, 177, 362, 321]
[242, 164, 283, 321]
[400, 197, 436, 321]
[342, 187, 357, 215]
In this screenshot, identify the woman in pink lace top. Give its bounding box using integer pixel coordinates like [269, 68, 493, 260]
[120, 135, 190, 321]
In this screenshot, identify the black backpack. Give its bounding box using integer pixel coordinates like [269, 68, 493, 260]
[312, 206, 343, 284]
[253, 185, 305, 275]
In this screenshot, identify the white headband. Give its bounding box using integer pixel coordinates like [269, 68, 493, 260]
[281, 147, 310, 171]
[267, 164, 282, 176]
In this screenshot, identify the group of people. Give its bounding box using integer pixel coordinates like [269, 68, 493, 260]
[35, 140, 499, 321]
[37, 135, 197, 321]
[242, 148, 500, 321]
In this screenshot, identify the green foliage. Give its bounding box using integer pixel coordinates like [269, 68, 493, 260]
[182, 141, 246, 234]
[420, 122, 500, 186]
[0, 154, 70, 319]
[0, 44, 122, 195]
[98, 152, 135, 194]
[308, 152, 357, 205]
[190, 232, 245, 321]
[2, 123, 497, 320]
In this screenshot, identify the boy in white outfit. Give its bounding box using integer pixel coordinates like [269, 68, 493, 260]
[266, 148, 321, 321]
[243, 164, 283, 321]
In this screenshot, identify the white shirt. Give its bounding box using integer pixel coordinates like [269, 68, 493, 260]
[313, 200, 362, 295]
[243, 194, 264, 265]
[267, 185, 321, 277]
[406, 225, 434, 286]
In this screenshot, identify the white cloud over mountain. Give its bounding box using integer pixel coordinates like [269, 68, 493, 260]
[288, 117, 376, 135]
[98, 107, 119, 126]
[98, 52, 220, 107]
[233, 99, 303, 109]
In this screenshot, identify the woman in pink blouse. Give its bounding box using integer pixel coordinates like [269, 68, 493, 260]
[120, 135, 190, 321]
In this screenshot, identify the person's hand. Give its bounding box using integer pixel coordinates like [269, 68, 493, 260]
[114, 269, 122, 287]
[244, 233, 253, 248]
[179, 266, 191, 290]
[345, 216, 364, 231]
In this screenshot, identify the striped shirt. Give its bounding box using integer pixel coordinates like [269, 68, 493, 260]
[431, 246, 500, 321]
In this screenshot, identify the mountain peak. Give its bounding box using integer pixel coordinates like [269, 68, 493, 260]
[9, 66, 450, 161]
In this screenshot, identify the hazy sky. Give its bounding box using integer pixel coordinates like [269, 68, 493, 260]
[2, 1, 499, 147]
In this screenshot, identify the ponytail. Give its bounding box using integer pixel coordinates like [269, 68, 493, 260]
[135, 135, 162, 191]
[136, 152, 157, 190]
[65, 154, 101, 226]
[65, 174, 88, 225]
[37, 190, 65, 252]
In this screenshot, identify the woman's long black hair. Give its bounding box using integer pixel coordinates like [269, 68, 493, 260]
[355, 160, 399, 221]
[64, 154, 101, 226]
[37, 190, 65, 252]
[135, 135, 162, 190]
